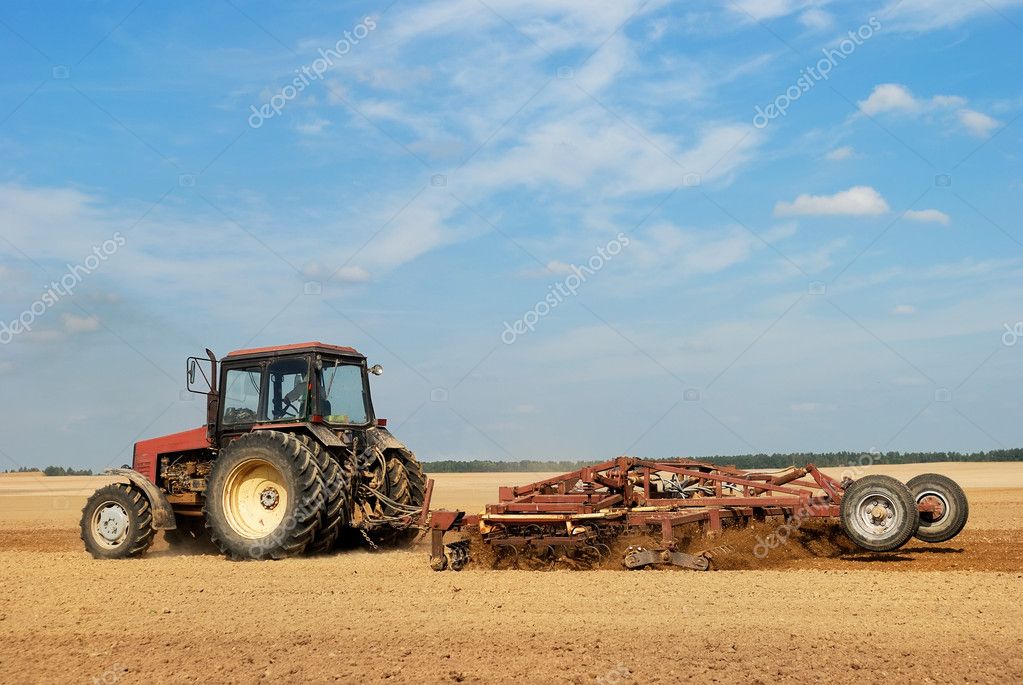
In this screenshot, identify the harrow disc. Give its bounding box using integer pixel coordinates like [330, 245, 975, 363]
[518, 543, 556, 571]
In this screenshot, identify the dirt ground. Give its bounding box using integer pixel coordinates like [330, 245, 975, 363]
[1, 463, 1021, 684]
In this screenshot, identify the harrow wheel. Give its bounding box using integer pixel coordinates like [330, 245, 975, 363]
[906, 473, 969, 543]
[80, 483, 155, 559]
[840, 475, 919, 553]
[204, 431, 325, 560]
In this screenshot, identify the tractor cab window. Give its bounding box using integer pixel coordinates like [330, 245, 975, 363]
[268, 357, 311, 420]
[222, 366, 261, 424]
[318, 361, 369, 425]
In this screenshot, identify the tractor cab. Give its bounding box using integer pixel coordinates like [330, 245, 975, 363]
[189, 342, 384, 442]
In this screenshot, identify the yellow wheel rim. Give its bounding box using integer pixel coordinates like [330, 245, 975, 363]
[222, 458, 288, 539]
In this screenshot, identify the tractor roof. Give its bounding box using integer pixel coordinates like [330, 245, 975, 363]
[223, 341, 364, 361]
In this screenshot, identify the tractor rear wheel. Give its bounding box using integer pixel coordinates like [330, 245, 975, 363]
[80, 483, 156, 559]
[383, 450, 426, 547]
[840, 475, 919, 553]
[204, 431, 325, 560]
[906, 473, 969, 543]
[354, 447, 426, 548]
[296, 434, 351, 555]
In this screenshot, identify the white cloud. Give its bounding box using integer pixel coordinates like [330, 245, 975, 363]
[825, 145, 855, 161]
[882, 0, 1023, 31]
[892, 304, 916, 315]
[543, 261, 574, 276]
[295, 117, 330, 135]
[858, 84, 999, 139]
[904, 208, 950, 225]
[62, 313, 100, 333]
[626, 221, 761, 278]
[798, 8, 834, 30]
[389, 0, 659, 53]
[461, 114, 761, 198]
[774, 186, 890, 217]
[334, 266, 371, 283]
[729, 0, 810, 21]
[858, 84, 923, 115]
[958, 109, 1000, 138]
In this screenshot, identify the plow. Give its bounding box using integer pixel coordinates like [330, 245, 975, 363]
[425, 456, 969, 571]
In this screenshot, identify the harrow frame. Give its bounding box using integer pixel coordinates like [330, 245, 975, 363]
[426, 456, 947, 570]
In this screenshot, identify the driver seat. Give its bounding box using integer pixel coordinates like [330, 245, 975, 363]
[283, 375, 307, 416]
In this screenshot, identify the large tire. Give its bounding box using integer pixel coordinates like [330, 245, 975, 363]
[80, 483, 155, 559]
[352, 446, 426, 548]
[398, 450, 427, 508]
[296, 434, 351, 555]
[204, 431, 324, 560]
[906, 473, 969, 543]
[383, 450, 426, 547]
[840, 475, 919, 553]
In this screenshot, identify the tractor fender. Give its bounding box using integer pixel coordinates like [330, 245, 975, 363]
[104, 467, 177, 530]
[306, 423, 345, 448]
[365, 426, 410, 454]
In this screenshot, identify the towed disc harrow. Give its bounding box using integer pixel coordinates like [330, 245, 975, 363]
[426, 456, 969, 571]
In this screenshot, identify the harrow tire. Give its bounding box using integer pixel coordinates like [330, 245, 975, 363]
[840, 475, 919, 553]
[296, 434, 351, 555]
[80, 483, 155, 559]
[204, 431, 324, 560]
[906, 473, 969, 543]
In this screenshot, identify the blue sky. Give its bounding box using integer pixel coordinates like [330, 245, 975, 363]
[1, 0, 1022, 469]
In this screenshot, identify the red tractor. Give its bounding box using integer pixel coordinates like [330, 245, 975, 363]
[80, 342, 428, 560]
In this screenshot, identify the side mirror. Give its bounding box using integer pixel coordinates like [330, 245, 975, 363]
[186, 356, 215, 395]
[369, 364, 384, 376]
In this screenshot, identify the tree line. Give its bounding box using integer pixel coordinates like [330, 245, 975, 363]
[421, 448, 1023, 472]
[2, 466, 94, 476]
[4, 447, 1021, 476]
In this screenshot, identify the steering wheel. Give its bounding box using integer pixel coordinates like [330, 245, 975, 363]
[279, 397, 299, 418]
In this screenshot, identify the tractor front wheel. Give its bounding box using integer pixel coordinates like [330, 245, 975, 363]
[840, 475, 919, 553]
[204, 431, 325, 560]
[80, 483, 156, 559]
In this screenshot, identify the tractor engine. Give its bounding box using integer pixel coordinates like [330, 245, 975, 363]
[160, 457, 212, 495]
